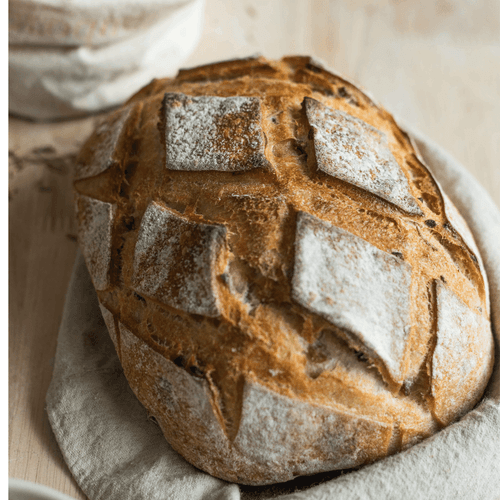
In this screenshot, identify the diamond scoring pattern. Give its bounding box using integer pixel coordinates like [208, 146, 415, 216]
[76, 61, 493, 485]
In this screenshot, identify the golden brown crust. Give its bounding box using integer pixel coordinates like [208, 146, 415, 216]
[75, 56, 494, 485]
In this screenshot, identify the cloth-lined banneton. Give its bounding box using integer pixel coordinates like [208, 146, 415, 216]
[76, 194, 116, 291]
[131, 201, 226, 317]
[161, 93, 270, 171]
[292, 211, 413, 384]
[304, 97, 422, 215]
[431, 281, 494, 425]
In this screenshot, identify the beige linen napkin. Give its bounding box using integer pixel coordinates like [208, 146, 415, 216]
[9, 0, 204, 121]
[46, 130, 500, 500]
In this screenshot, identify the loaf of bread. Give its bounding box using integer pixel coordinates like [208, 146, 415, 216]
[74, 56, 494, 485]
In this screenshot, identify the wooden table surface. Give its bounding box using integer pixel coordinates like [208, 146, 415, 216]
[9, 1, 500, 498]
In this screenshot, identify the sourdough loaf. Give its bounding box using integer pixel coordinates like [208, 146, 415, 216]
[74, 56, 494, 485]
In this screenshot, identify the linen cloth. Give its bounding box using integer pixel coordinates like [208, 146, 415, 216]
[46, 129, 500, 500]
[9, 0, 204, 121]
[9, 0, 198, 46]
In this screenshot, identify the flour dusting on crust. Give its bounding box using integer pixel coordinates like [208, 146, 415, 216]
[431, 282, 494, 425]
[234, 381, 392, 473]
[162, 93, 269, 172]
[304, 98, 422, 215]
[119, 323, 225, 436]
[292, 211, 413, 383]
[76, 194, 116, 291]
[75, 106, 131, 180]
[118, 323, 232, 477]
[131, 201, 226, 316]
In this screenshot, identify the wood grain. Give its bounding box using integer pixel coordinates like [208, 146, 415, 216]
[9, 117, 96, 500]
[9, 1, 500, 498]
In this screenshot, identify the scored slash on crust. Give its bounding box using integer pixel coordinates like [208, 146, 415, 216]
[441, 192, 490, 314]
[131, 201, 226, 317]
[161, 92, 270, 172]
[292, 211, 413, 384]
[303, 97, 423, 216]
[75, 106, 131, 180]
[118, 321, 233, 472]
[76, 194, 116, 291]
[431, 281, 494, 425]
[233, 381, 393, 474]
